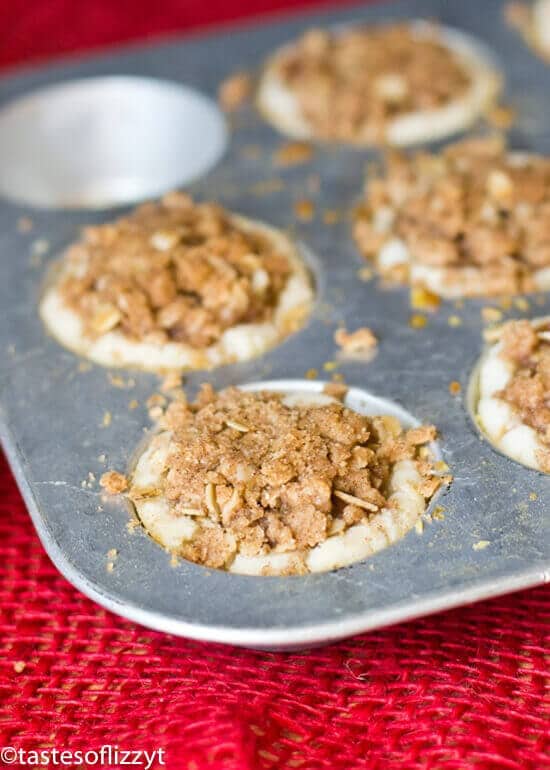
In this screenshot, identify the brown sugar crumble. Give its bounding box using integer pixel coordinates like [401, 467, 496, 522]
[273, 141, 314, 167]
[100, 470, 128, 495]
[271, 23, 473, 143]
[334, 327, 378, 355]
[322, 382, 349, 400]
[218, 71, 253, 110]
[293, 198, 315, 221]
[354, 137, 550, 297]
[128, 386, 444, 571]
[57, 192, 298, 349]
[496, 319, 550, 471]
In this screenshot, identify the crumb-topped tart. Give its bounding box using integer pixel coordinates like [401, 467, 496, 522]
[106, 384, 448, 575]
[354, 137, 550, 298]
[507, 0, 550, 61]
[257, 21, 500, 146]
[40, 193, 313, 371]
[476, 318, 550, 472]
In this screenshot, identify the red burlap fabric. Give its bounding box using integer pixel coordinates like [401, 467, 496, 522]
[0, 3, 549, 768]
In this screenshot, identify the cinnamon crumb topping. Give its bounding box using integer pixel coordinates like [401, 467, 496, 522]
[273, 141, 314, 166]
[100, 470, 128, 495]
[57, 193, 297, 349]
[293, 199, 315, 221]
[130, 387, 443, 570]
[354, 137, 550, 296]
[218, 71, 253, 110]
[271, 23, 472, 143]
[497, 319, 550, 470]
[323, 382, 349, 400]
[334, 327, 378, 354]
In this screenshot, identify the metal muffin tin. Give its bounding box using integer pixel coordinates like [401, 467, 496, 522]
[0, 0, 548, 649]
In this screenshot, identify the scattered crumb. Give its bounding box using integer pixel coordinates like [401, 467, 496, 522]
[13, 661, 26, 673]
[106, 562, 114, 573]
[323, 360, 339, 372]
[17, 216, 33, 233]
[161, 371, 183, 392]
[126, 519, 139, 533]
[293, 198, 315, 221]
[218, 71, 252, 110]
[409, 314, 428, 329]
[323, 382, 348, 400]
[101, 411, 112, 427]
[358, 266, 373, 282]
[108, 374, 126, 388]
[449, 381, 462, 395]
[147, 393, 167, 409]
[481, 306, 504, 323]
[514, 297, 530, 311]
[432, 506, 446, 521]
[529, 492, 538, 501]
[107, 548, 118, 559]
[334, 326, 378, 355]
[323, 209, 341, 225]
[448, 315, 462, 327]
[410, 287, 441, 312]
[128, 399, 139, 410]
[98, 454, 106, 464]
[273, 141, 313, 167]
[305, 368, 318, 380]
[473, 540, 490, 551]
[100, 470, 128, 495]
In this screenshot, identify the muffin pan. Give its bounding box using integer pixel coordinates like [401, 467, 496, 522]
[0, 0, 548, 649]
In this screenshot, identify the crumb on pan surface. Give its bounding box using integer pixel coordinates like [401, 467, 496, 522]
[257, 21, 500, 146]
[354, 137, 550, 298]
[476, 317, 550, 472]
[40, 192, 313, 371]
[334, 327, 378, 355]
[113, 385, 448, 576]
[218, 71, 253, 110]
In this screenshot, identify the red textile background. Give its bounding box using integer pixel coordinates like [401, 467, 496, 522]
[0, 3, 549, 768]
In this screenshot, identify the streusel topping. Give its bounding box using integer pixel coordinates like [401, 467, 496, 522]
[128, 386, 443, 570]
[354, 137, 550, 296]
[58, 193, 295, 348]
[497, 319, 550, 470]
[271, 24, 472, 143]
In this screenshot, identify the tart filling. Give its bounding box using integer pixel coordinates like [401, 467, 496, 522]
[476, 318, 550, 472]
[354, 137, 550, 298]
[127, 385, 447, 575]
[257, 21, 500, 146]
[40, 193, 313, 371]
